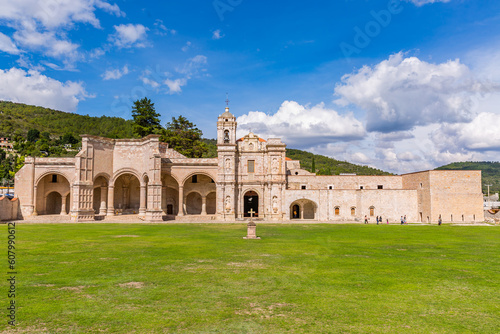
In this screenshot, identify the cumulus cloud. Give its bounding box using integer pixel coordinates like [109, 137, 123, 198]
[109, 24, 149, 48]
[236, 101, 366, 147]
[432, 112, 500, 152]
[335, 52, 499, 133]
[0, 0, 124, 62]
[102, 65, 129, 80]
[406, 0, 451, 6]
[0, 67, 91, 112]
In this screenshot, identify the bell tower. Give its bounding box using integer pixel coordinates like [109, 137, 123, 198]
[216, 100, 238, 220]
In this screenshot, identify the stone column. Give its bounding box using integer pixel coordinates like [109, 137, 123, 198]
[32, 186, 38, 216]
[60, 196, 67, 215]
[178, 186, 184, 216]
[107, 186, 114, 216]
[162, 186, 167, 214]
[139, 185, 146, 215]
[300, 206, 304, 220]
[99, 186, 107, 215]
[201, 195, 207, 216]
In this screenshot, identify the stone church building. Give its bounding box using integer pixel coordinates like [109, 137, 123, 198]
[15, 106, 484, 223]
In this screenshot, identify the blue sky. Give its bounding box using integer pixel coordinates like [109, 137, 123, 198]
[1, 0, 500, 173]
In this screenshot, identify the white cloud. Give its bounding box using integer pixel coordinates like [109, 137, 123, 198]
[212, 29, 224, 40]
[236, 101, 366, 147]
[350, 152, 371, 164]
[0, 32, 20, 54]
[432, 112, 500, 152]
[335, 52, 499, 133]
[165, 78, 187, 94]
[0, 0, 124, 62]
[109, 24, 149, 48]
[406, 0, 451, 6]
[102, 65, 129, 80]
[0, 67, 91, 112]
[13, 28, 79, 58]
[182, 41, 192, 52]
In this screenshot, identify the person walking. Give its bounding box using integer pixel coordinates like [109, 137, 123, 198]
[364, 215, 368, 224]
[386, 218, 389, 224]
[438, 215, 442, 226]
[401, 216, 404, 225]
[376, 216, 379, 225]
[404, 215, 407, 224]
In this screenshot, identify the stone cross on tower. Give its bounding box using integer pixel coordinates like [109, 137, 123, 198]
[225, 93, 229, 107]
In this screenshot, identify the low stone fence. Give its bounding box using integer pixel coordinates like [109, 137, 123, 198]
[0, 197, 20, 221]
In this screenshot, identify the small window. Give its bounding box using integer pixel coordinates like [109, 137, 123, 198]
[192, 175, 198, 183]
[328, 185, 334, 190]
[301, 185, 306, 190]
[351, 207, 356, 215]
[359, 186, 363, 190]
[377, 185, 383, 189]
[369, 206, 375, 216]
[420, 183, 423, 188]
[295, 172, 298, 175]
[335, 207, 340, 215]
[248, 160, 255, 173]
[51, 174, 58, 183]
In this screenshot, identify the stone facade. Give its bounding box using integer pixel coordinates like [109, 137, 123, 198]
[14, 106, 484, 223]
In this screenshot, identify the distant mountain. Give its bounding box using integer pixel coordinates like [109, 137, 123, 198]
[436, 161, 500, 194]
[0, 100, 135, 139]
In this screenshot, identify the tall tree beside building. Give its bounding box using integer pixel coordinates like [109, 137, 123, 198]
[131, 97, 162, 137]
[160, 116, 208, 158]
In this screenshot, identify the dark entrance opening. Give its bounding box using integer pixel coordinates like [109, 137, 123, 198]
[292, 204, 300, 219]
[244, 191, 259, 217]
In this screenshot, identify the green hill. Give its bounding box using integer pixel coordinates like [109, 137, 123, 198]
[286, 148, 392, 176]
[436, 162, 500, 195]
[0, 100, 134, 139]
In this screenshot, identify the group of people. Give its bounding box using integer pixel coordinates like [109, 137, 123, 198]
[363, 215, 408, 224]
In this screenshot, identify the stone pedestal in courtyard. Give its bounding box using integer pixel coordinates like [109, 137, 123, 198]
[243, 220, 260, 239]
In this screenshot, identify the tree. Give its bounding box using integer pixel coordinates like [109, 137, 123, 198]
[27, 129, 40, 142]
[61, 133, 79, 145]
[160, 116, 208, 158]
[131, 97, 162, 137]
[311, 156, 316, 173]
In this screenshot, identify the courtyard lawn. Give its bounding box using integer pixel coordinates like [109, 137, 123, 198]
[1, 223, 499, 333]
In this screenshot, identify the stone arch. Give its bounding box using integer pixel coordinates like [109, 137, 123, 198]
[93, 172, 110, 184]
[35, 170, 73, 187]
[35, 173, 71, 215]
[111, 168, 142, 186]
[289, 199, 318, 220]
[162, 174, 180, 215]
[180, 171, 216, 187]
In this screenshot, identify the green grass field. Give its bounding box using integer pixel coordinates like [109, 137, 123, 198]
[1, 223, 499, 333]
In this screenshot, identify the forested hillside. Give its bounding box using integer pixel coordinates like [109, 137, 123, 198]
[436, 162, 500, 195]
[286, 149, 392, 176]
[0, 101, 134, 138]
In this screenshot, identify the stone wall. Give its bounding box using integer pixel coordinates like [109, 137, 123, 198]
[0, 197, 19, 221]
[287, 175, 403, 190]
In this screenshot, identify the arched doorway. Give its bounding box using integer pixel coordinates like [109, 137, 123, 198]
[113, 173, 141, 214]
[290, 199, 317, 220]
[291, 204, 300, 219]
[244, 191, 259, 217]
[36, 173, 71, 215]
[206, 192, 216, 215]
[46, 192, 62, 214]
[186, 192, 202, 215]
